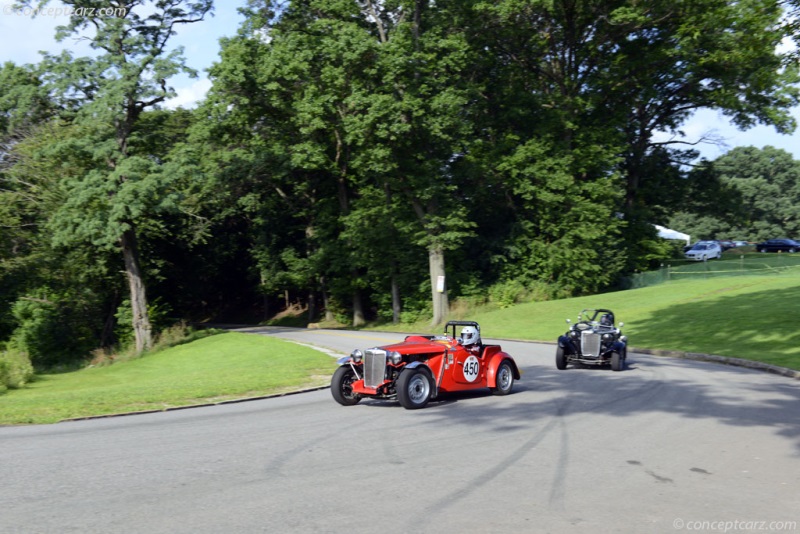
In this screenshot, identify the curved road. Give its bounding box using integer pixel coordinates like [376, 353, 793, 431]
[2, 327, 799, 534]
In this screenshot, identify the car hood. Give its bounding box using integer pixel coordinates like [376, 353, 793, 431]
[378, 337, 451, 355]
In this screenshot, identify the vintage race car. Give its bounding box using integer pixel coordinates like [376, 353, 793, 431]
[556, 309, 628, 371]
[331, 321, 521, 409]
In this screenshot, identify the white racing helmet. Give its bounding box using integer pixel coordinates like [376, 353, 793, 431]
[461, 326, 480, 346]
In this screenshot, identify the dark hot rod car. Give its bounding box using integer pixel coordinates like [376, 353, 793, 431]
[331, 321, 521, 409]
[556, 309, 628, 371]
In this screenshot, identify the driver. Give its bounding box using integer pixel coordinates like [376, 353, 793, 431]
[460, 326, 482, 355]
[600, 313, 614, 327]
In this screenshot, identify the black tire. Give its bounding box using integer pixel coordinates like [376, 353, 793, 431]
[555, 346, 567, 370]
[759, 248, 766, 253]
[611, 351, 624, 372]
[331, 365, 362, 406]
[791, 248, 797, 253]
[396, 368, 433, 409]
[491, 360, 515, 396]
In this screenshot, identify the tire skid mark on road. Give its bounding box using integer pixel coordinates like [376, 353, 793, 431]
[548, 402, 571, 510]
[261, 410, 382, 478]
[405, 410, 562, 529]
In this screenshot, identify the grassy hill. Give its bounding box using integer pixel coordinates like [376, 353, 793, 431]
[383, 273, 800, 370]
[0, 333, 338, 425]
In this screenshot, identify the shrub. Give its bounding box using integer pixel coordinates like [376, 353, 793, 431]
[10, 293, 96, 369]
[114, 297, 172, 350]
[488, 279, 529, 308]
[0, 348, 35, 392]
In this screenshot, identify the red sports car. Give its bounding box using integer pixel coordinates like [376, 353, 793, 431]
[331, 321, 521, 409]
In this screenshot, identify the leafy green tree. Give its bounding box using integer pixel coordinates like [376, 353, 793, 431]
[16, 0, 213, 353]
[471, 0, 798, 281]
[201, 1, 480, 325]
[679, 146, 800, 241]
[351, 0, 479, 324]
[0, 62, 54, 339]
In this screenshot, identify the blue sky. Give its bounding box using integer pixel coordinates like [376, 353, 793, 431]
[1, 1, 798, 161]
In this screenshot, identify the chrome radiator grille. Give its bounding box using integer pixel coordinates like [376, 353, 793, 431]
[581, 331, 601, 357]
[364, 349, 387, 388]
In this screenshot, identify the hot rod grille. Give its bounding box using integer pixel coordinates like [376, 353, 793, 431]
[364, 349, 387, 388]
[581, 331, 601, 357]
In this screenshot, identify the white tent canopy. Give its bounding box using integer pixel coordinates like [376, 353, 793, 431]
[655, 224, 690, 245]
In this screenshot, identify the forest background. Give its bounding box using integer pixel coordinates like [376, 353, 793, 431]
[2, 0, 800, 373]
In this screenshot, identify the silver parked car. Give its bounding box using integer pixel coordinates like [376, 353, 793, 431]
[684, 241, 722, 261]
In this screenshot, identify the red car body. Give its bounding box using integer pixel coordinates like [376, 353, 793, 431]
[331, 321, 521, 409]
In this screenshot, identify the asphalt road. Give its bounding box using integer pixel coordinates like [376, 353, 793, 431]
[2, 327, 799, 534]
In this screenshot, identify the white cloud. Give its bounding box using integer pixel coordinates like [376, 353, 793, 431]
[165, 77, 212, 110]
[653, 106, 800, 161]
[1, 1, 244, 110]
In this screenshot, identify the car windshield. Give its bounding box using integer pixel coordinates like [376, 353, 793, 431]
[692, 244, 710, 250]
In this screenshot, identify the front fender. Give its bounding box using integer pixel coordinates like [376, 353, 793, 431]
[558, 335, 578, 354]
[609, 340, 627, 353]
[403, 361, 438, 398]
[486, 352, 521, 388]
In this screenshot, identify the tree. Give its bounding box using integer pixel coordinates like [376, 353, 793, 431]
[17, 0, 213, 353]
[666, 147, 800, 243]
[355, 0, 479, 324]
[469, 0, 798, 280]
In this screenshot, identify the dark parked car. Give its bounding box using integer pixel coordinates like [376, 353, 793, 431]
[756, 239, 800, 253]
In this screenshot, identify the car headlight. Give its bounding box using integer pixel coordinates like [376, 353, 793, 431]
[351, 349, 363, 363]
[602, 333, 614, 342]
[389, 351, 402, 364]
[569, 330, 579, 339]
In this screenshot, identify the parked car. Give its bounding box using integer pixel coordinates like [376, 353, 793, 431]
[717, 240, 735, 251]
[556, 309, 628, 371]
[331, 321, 521, 409]
[684, 241, 722, 261]
[755, 239, 800, 253]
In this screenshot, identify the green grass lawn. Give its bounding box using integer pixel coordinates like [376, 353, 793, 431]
[377, 273, 800, 370]
[3, 271, 799, 425]
[0, 332, 338, 425]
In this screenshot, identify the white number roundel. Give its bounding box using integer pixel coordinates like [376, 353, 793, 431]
[463, 355, 480, 382]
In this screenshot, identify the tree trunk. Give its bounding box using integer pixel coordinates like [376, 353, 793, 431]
[120, 227, 152, 353]
[352, 290, 366, 327]
[320, 276, 335, 322]
[100, 292, 119, 347]
[307, 288, 317, 322]
[428, 244, 448, 325]
[391, 268, 401, 324]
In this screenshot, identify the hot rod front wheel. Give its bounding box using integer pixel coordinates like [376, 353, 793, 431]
[331, 365, 362, 406]
[611, 351, 624, 372]
[397, 368, 433, 409]
[555, 347, 567, 370]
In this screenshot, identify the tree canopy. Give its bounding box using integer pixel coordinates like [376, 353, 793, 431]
[2, 0, 799, 367]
